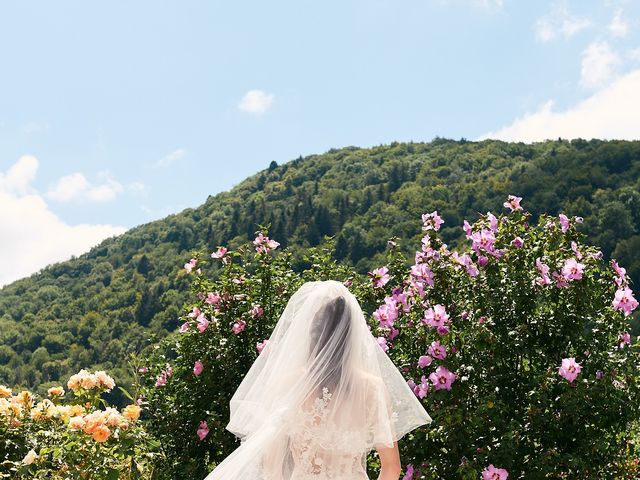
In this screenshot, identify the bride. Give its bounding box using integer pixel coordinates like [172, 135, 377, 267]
[204, 279, 432, 480]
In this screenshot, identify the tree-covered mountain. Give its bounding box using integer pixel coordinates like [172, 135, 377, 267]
[1, 138, 639, 397]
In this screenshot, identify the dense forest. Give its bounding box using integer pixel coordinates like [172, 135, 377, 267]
[1, 138, 639, 397]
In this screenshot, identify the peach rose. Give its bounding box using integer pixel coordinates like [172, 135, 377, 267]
[47, 386, 65, 397]
[92, 425, 111, 442]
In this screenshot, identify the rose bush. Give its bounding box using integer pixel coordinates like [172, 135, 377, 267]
[138, 198, 640, 479]
[0, 369, 157, 479]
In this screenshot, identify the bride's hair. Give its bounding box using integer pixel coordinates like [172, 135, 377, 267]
[308, 295, 350, 393]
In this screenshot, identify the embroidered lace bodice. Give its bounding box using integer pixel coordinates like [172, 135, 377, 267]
[288, 387, 368, 479]
[286, 379, 399, 480]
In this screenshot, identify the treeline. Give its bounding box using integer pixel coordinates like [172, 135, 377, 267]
[0, 138, 639, 398]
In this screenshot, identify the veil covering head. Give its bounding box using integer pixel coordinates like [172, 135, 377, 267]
[205, 280, 432, 480]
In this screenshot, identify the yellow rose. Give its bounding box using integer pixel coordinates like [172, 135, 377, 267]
[0, 386, 11, 398]
[69, 405, 86, 416]
[122, 404, 141, 422]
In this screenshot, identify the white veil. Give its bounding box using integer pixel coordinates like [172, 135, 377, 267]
[204, 279, 432, 479]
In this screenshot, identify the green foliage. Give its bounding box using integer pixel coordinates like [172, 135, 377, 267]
[1, 139, 639, 401]
[138, 203, 640, 479]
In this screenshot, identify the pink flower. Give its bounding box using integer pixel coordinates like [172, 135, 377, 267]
[477, 255, 489, 267]
[179, 322, 190, 333]
[428, 341, 447, 360]
[257, 339, 270, 354]
[462, 219, 473, 238]
[205, 292, 221, 305]
[511, 237, 524, 248]
[535, 258, 551, 286]
[253, 233, 280, 253]
[413, 375, 429, 399]
[436, 325, 450, 336]
[188, 307, 201, 318]
[451, 252, 479, 276]
[197, 420, 209, 441]
[423, 304, 449, 329]
[418, 355, 433, 368]
[376, 337, 389, 352]
[388, 326, 400, 341]
[561, 258, 585, 281]
[392, 290, 411, 313]
[482, 464, 509, 480]
[373, 302, 399, 328]
[210, 247, 228, 259]
[503, 195, 523, 211]
[558, 357, 582, 383]
[250, 305, 264, 319]
[232, 320, 247, 335]
[429, 366, 456, 391]
[470, 229, 496, 253]
[410, 263, 434, 286]
[570, 241, 582, 259]
[402, 463, 415, 480]
[197, 313, 210, 333]
[552, 271, 569, 288]
[369, 266, 391, 288]
[155, 374, 166, 387]
[193, 360, 204, 376]
[558, 213, 570, 232]
[485, 212, 498, 232]
[619, 332, 631, 348]
[421, 211, 444, 231]
[155, 367, 172, 387]
[612, 287, 638, 316]
[184, 258, 197, 273]
[611, 259, 627, 281]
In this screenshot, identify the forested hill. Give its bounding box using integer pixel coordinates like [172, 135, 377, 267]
[1, 138, 639, 395]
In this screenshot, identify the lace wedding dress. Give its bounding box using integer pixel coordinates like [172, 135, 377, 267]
[204, 280, 431, 480]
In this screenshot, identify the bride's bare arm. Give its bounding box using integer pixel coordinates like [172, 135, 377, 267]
[376, 441, 402, 480]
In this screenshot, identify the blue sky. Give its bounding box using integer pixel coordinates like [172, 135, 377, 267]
[1, 0, 639, 286]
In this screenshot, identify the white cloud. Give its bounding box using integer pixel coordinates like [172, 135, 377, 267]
[0, 157, 127, 287]
[154, 148, 187, 168]
[609, 9, 629, 37]
[580, 40, 621, 89]
[0, 155, 38, 195]
[47, 171, 124, 203]
[478, 69, 640, 142]
[535, 4, 592, 42]
[238, 89, 275, 115]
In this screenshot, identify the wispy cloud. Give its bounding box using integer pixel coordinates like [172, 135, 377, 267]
[580, 40, 621, 89]
[238, 89, 275, 115]
[608, 9, 629, 37]
[0, 156, 127, 287]
[478, 69, 640, 142]
[154, 148, 187, 169]
[47, 171, 125, 203]
[534, 3, 592, 42]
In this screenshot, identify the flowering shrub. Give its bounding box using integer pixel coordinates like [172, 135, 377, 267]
[0, 369, 157, 479]
[139, 199, 640, 479]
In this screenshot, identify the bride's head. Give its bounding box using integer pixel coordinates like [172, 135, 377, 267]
[308, 292, 352, 391]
